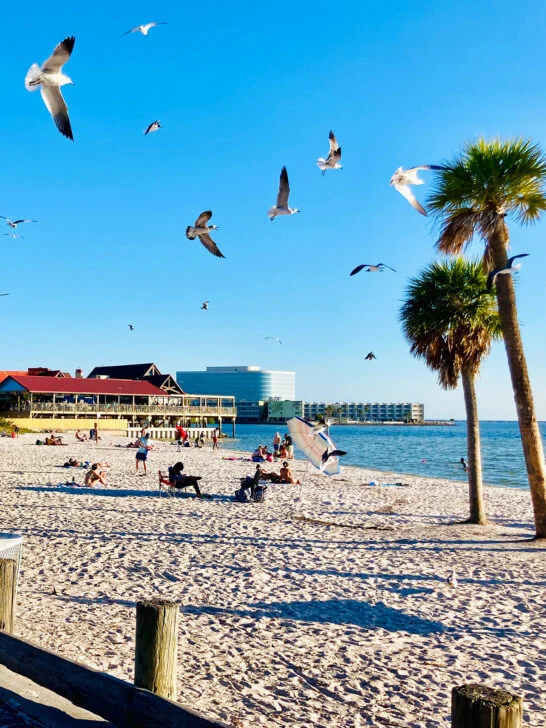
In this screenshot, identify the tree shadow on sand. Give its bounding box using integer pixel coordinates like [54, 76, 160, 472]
[183, 598, 448, 635]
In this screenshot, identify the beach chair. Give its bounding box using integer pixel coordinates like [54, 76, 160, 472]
[158, 470, 177, 497]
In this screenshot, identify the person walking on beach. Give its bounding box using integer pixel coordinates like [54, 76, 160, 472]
[212, 428, 219, 450]
[136, 429, 153, 476]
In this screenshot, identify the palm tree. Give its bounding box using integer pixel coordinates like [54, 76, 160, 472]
[427, 137, 546, 538]
[400, 259, 501, 525]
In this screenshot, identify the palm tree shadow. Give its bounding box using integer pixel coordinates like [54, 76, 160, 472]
[183, 599, 448, 635]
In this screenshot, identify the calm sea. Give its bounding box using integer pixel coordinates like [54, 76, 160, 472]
[219, 421, 546, 490]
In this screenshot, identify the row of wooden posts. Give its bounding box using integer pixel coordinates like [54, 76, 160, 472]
[0, 557, 526, 727]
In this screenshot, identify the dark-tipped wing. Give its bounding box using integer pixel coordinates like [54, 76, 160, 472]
[40, 86, 73, 140]
[330, 450, 347, 458]
[507, 253, 529, 266]
[277, 167, 290, 208]
[378, 263, 397, 272]
[195, 211, 212, 227]
[42, 36, 75, 73]
[350, 265, 367, 276]
[328, 130, 339, 153]
[121, 26, 140, 36]
[198, 233, 225, 258]
[412, 165, 446, 171]
[395, 183, 427, 216]
[12, 219, 35, 225]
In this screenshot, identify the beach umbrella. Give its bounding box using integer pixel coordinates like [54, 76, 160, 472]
[287, 417, 341, 476]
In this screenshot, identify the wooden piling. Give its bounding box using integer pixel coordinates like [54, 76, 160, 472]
[135, 598, 179, 700]
[452, 684, 522, 727]
[0, 558, 17, 633]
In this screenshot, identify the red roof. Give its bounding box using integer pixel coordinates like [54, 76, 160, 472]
[0, 371, 27, 384]
[2, 375, 168, 397]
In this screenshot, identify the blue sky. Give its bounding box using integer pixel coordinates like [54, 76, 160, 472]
[2, 0, 546, 419]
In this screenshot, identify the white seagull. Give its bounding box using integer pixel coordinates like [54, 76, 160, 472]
[144, 120, 161, 135]
[268, 167, 300, 220]
[186, 211, 225, 258]
[390, 165, 445, 216]
[0, 217, 36, 230]
[317, 130, 342, 175]
[487, 254, 529, 291]
[350, 263, 396, 276]
[265, 336, 282, 345]
[446, 570, 458, 589]
[25, 36, 76, 141]
[122, 22, 168, 36]
[3, 233, 24, 240]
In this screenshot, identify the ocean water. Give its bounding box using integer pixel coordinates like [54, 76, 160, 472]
[220, 421, 546, 490]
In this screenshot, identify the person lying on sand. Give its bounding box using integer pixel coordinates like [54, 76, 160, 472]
[75, 430, 87, 441]
[84, 464, 108, 487]
[63, 458, 79, 468]
[280, 461, 301, 485]
[167, 462, 204, 498]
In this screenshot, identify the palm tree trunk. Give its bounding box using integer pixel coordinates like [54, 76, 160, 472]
[489, 220, 546, 538]
[461, 368, 487, 524]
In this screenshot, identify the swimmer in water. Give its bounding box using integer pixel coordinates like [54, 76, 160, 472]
[460, 457, 468, 472]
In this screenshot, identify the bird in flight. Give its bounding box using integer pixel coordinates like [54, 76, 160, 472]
[144, 120, 161, 135]
[201, 301, 209, 310]
[186, 211, 224, 258]
[350, 263, 396, 276]
[3, 233, 24, 240]
[122, 22, 168, 36]
[364, 352, 376, 361]
[316, 130, 342, 175]
[487, 254, 529, 291]
[0, 293, 10, 297]
[321, 447, 348, 471]
[390, 165, 445, 216]
[0, 217, 36, 230]
[265, 336, 282, 345]
[128, 324, 134, 331]
[310, 416, 334, 438]
[25, 36, 76, 140]
[268, 167, 300, 220]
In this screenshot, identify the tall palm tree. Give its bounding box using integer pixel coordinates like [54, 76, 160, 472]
[400, 259, 501, 525]
[427, 138, 546, 538]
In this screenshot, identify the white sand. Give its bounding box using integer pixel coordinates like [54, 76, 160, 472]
[0, 433, 544, 727]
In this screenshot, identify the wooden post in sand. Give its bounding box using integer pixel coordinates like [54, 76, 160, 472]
[134, 598, 178, 700]
[452, 684, 522, 727]
[0, 558, 17, 633]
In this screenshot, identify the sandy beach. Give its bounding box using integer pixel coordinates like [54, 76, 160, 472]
[0, 433, 544, 727]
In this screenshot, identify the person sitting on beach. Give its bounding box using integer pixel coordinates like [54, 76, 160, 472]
[252, 445, 265, 462]
[274, 443, 288, 459]
[280, 461, 301, 485]
[64, 458, 79, 468]
[262, 445, 273, 462]
[84, 464, 108, 486]
[240, 464, 265, 499]
[75, 430, 87, 442]
[168, 462, 203, 498]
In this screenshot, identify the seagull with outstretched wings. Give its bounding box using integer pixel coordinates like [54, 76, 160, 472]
[316, 130, 342, 175]
[186, 211, 225, 258]
[487, 254, 529, 291]
[350, 263, 396, 276]
[268, 167, 300, 220]
[122, 22, 167, 36]
[390, 165, 445, 216]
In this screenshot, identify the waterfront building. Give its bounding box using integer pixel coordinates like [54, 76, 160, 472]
[267, 400, 304, 423]
[304, 401, 424, 423]
[177, 366, 296, 422]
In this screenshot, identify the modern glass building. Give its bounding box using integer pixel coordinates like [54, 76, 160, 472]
[176, 366, 296, 404]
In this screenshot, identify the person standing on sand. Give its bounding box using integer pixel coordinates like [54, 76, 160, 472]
[136, 430, 153, 475]
[284, 433, 294, 459]
[212, 428, 219, 450]
[273, 432, 281, 452]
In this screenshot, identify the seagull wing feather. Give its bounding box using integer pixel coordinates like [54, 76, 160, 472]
[350, 265, 367, 276]
[195, 211, 212, 227]
[395, 183, 427, 216]
[40, 86, 73, 140]
[42, 37, 75, 73]
[198, 233, 225, 258]
[277, 167, 290, 208]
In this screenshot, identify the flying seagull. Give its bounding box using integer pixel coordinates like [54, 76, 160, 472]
[0, 217, 36, 230]
[389, 165, 445, 216]
[364, 352, 376, 361]
[268, 167, 300, 220]
[25, 36, 76, 140]
[310, 416, 334, 438]
[265, 336, 282, 345]
[320, 447, 347, 471]
[201, 301, 209, 310]
[350, 263, 397, 276]
[122, 22, 168, 36]
[3, 233, 24, 240]
[186, 211, 225, 258]
[0, 293, 10, 297]
[316, 130, 342, 175]
[144, 120, 161, 135]
[487, 254, 529, 291]
[128, 324, 134, 331]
